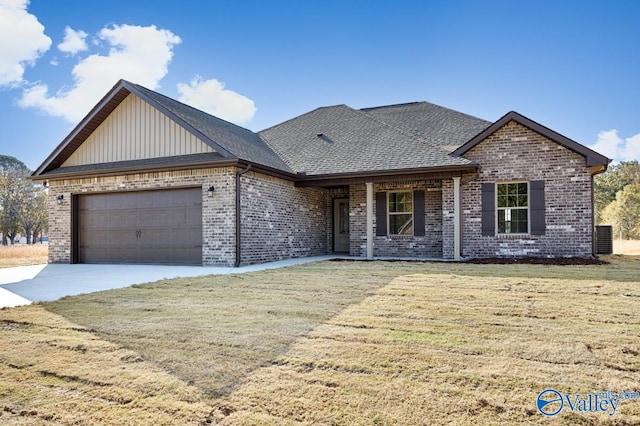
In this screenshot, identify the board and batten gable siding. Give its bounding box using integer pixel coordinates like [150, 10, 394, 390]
[62, 93, 216, 167]
[459, 121, 593, 258]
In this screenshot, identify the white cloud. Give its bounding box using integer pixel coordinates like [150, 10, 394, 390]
[589, 130, 640, 163]
[591, 129, 623, 161]
[622, 133, 640, 162]
[177, 76, 256, 125]
[19, 24, 181, 123]
[57, 26, 88, 55]
[0, 0, 51, 86]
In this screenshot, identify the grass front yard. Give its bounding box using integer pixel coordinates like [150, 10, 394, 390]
[1, 257, 640, 424]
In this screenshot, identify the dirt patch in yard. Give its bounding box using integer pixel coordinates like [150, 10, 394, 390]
[331, 256, 610, 265]
[465, 256, 609, 265]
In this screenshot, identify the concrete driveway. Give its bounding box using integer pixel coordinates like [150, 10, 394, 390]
[0, 256, 340, 309]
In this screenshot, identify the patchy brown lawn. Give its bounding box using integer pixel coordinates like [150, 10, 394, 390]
[209, 266, 640, 425]
[0, 305, 211, 424]
[1, 257, 639, 424]
[0, 244, 48, 268]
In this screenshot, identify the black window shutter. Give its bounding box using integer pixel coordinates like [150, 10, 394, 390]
[530, 180, 545, 235]
[375, 192, 387, 236]
[481, 183, 495, 236]
[413, 190, 425, 236]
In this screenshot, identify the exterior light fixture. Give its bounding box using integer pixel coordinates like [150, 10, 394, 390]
[56, 194, 64, 205]
[207, 186, 215, 197]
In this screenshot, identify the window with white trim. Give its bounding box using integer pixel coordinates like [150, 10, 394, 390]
[388, 191, 413, 235]
[497, 182, 528, 234]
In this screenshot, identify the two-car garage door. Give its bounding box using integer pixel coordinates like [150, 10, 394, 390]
[77, 188, 202, 265]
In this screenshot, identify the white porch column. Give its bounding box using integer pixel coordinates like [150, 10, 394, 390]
[366, 182, 374, 259]
[453, 177, 461, 260]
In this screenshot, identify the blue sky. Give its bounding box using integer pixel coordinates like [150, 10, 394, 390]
[1, 0, 639, 170]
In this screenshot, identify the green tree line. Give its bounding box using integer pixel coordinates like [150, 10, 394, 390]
[0, 155, 48, 245]
[595, 160, 640, 239]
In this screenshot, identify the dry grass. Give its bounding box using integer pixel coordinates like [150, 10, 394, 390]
[0, 305, 212, 424]
[44, 265, 391, 398]
[0, 244, 48, 268]
[210, 267, 640, 425]
[614, 239, 640, 255]
[2, 257, 640, 424]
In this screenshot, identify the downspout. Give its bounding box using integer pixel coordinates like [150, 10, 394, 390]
[591, 175, 595, 257]
[235, 164, 252, 267]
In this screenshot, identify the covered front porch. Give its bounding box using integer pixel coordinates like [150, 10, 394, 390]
[316, 172, 466, 261]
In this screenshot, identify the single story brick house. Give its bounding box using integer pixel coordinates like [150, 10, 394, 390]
[31, 80, 610, 266]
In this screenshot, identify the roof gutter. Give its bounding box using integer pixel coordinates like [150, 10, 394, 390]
[294, 164, 479, 187]
[235, 163, 252, 267]
[29, 158, 300, 185]
[28, 158, 238, 181]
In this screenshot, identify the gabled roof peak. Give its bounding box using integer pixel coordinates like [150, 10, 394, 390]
[452, 111, 611, 167]
[258, 104, 354, 134]
[360, 101, 424, 112]
[32, 79, 292, 176]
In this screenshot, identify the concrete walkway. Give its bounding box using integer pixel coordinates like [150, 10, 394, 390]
[0, 255, 341, 309]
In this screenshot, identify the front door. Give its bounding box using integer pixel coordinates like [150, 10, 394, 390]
[333, 198, 350, 253]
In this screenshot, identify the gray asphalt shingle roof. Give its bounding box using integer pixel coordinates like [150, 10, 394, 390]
[258, 103, 480, 176]
[132, 83, 293, 173]
[361, 102, 492, 152]
[38, 81, 569, 180]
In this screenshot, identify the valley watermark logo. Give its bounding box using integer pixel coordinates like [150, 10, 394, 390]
[537, 388, 640, 417]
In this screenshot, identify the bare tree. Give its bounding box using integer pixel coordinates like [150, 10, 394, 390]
[0, 155, 47, 244]
[31, 190, 48, 244]
[18, 182, 41, 244]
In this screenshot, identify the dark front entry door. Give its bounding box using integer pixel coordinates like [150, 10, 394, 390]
[77, 188, 202, 265]
[333, 198, 350, 253]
